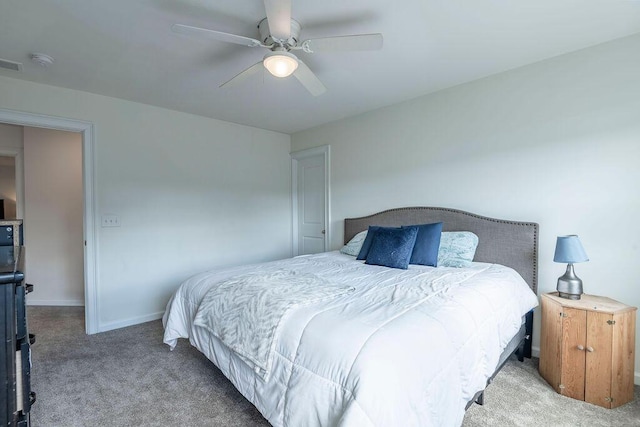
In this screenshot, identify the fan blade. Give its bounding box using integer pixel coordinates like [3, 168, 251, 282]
[172, 24, 263, 48]
[219, 61, 264, 89]
[264, 0, 291, 41]
[293, 60, 326, 96]
[302, 33, 383, 53]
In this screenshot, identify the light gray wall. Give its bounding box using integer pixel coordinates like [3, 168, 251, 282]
[0, 74, 292, 331]
[24, 127, 84, 306]
[292, 33, 640, 381]
[0, 123, 23, 149]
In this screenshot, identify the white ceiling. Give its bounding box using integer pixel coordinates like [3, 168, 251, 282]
[1, 1, 640, 134]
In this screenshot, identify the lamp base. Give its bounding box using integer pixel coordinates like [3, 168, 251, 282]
[557, 264, 583, 300]
[558, 291, 581, 300]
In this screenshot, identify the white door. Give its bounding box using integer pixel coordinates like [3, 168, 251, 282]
[292, 146, 329, 256]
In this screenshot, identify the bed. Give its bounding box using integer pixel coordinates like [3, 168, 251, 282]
[163, 207, 539, 426]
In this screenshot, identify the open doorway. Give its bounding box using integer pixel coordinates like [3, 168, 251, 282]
[0, 124, 84, 306]
[0, 109, 97, 334]
[25, 127, 84, 306]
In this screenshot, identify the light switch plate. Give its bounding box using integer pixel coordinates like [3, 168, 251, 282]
[101, 214, 120, 227]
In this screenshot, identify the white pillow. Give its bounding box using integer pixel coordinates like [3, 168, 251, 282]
[340, 230, 368, 256]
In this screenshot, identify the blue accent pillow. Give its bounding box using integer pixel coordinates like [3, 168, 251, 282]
[403, 222, 443, 266]
[356, 226, 398, 260]
[365, 227, 419, 270]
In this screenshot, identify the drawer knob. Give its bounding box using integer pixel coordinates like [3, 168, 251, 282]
[586, 346, 594, 352]
[577, 345, 585, 351]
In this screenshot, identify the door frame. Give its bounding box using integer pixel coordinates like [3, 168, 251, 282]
[290, 145, 330, 256]
[0, 108, 98, 334]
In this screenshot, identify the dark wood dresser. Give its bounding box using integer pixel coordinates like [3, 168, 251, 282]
[1, 220, 35, 426]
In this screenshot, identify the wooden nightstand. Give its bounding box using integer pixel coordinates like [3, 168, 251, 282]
[539, 292, 637, 408]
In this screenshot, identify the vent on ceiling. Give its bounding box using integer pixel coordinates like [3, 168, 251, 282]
[0, 58, 23, 72]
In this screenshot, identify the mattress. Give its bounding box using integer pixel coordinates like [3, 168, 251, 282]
[163, 251, 538, 427]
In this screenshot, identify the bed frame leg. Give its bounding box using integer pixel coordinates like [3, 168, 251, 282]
[468, 310, 535, 410]
[516, 310, 534, 362]
[524, 310, 533, 359]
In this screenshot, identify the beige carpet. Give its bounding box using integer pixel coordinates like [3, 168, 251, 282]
[28, 307, 640, 426]
[463, 354, 640, 426]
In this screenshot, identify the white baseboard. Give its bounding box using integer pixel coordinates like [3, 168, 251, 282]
[27, 299, 84, 307]
[531, 345, 540, 358]
[532, 346, 640, 385]
[98, 311, 164, 333]
[25, 304, 163, 334]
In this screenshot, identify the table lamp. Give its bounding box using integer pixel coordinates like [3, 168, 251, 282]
[553, 235, 589, 300]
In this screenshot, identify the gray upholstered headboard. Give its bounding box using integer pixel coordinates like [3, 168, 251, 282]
[344, 207, 538, 294]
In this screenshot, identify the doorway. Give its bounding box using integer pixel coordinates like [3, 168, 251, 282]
[0, 125, 84, 305]
[291, 146, 330, 256]
[23, 127, 84, 307]
[0, 108, 97, 334]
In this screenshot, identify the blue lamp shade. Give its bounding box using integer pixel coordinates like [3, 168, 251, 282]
[553, 235, 588, 264]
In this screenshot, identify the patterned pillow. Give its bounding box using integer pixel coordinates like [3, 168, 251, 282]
[357, 226, 399, 260]
[437, 232, 479, 268]
[340, 230, 368, 256]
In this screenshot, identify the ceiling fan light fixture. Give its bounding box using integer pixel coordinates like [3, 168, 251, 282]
[263, 51, 298, 78]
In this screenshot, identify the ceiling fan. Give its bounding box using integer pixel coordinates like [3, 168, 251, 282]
[172, 0, 383, 96]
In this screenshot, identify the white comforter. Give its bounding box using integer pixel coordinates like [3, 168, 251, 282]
[163, 251, 538, 427]
[193, 270, 355, 380]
